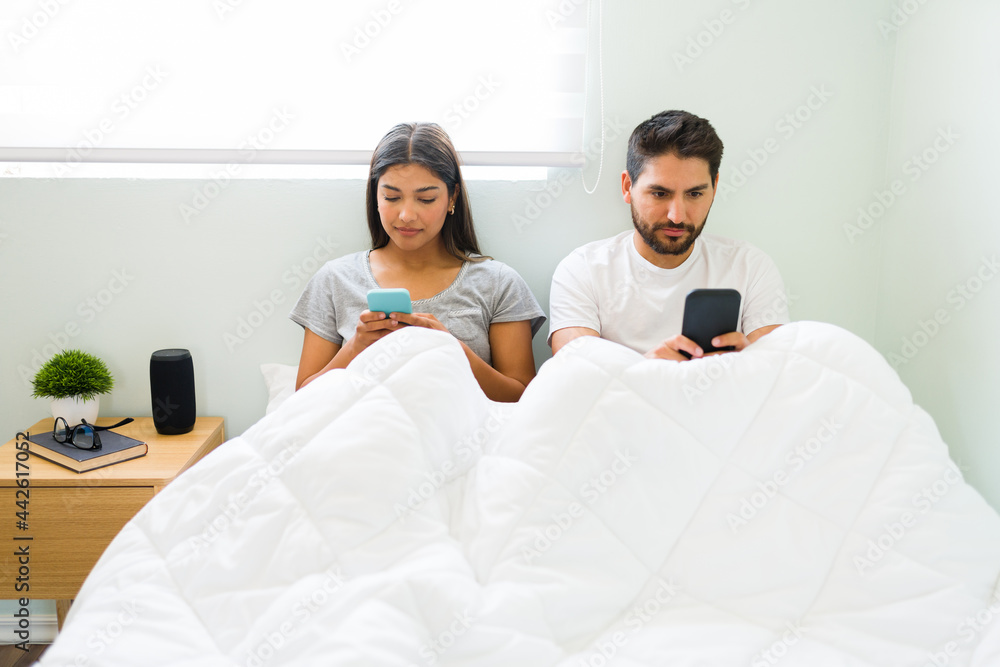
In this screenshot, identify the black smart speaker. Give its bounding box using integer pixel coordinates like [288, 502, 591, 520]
[150, 348, 196, 435]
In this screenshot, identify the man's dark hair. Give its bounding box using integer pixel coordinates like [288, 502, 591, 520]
[626, 110, 724, 186]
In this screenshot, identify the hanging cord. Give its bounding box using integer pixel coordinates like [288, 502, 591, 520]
[581, 0, 604, 195]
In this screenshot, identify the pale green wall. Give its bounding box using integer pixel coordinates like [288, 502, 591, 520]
[873, 0, 1000, 509]
[1, 1, 996, 519]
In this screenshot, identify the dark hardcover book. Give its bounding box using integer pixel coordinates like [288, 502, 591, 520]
[26, 429, 148, 473]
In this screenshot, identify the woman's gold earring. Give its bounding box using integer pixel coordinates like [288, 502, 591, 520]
[449, 205, 456, 215]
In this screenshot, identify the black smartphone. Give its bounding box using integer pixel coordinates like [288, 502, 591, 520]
[680, 288, 742, 355]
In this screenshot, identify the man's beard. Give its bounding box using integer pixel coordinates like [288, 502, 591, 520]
[631, 203, 707, 257]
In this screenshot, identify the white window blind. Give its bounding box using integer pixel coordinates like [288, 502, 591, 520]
[0, 0, 590, 168]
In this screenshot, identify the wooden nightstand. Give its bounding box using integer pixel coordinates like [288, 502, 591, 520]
[0, 416, 225, 627]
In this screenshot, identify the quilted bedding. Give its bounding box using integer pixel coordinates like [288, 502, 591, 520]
[38, 323, 1000, 666]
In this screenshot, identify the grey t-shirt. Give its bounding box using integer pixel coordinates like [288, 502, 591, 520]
[289, 250, 546, 366]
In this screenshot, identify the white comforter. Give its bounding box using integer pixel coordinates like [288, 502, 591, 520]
[39, 323, 1000, 666]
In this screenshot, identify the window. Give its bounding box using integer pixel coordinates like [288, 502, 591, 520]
[0, 0, 592, 172]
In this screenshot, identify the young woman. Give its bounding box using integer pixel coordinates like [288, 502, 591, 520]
[290, 122, 545, 401]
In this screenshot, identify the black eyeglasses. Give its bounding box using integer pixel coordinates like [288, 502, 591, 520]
[53, 417, 134, 451]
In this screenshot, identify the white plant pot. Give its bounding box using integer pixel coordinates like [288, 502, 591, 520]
[50, 395, 100, 425]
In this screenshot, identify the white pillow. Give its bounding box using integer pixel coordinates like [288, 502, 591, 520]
[260, 363, 298, 414]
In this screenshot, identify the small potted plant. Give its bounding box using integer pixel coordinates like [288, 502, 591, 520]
[32, 349, 115, 425]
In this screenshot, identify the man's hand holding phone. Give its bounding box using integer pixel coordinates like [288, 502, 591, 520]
[645, 289, 744, 361]
[704, 331, 750, 354]
[644, 334, 704, 361]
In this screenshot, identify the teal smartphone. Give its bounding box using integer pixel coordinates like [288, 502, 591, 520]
[366, 288, 412, 316]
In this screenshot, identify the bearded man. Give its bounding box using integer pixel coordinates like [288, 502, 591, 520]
[548, 110, 789, 360]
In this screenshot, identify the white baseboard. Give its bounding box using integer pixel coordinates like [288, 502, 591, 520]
[1, 600, 58, 645]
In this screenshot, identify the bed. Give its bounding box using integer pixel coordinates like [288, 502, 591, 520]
[36, 323, 1000, 665]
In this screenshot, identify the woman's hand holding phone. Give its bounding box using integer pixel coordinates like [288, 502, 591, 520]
[366, 288, 455, 338]
[341, 310, 400, 357]
[337, 288, 412, 356]
[296, 309, 401, 391]
[387, 311, 446, 332]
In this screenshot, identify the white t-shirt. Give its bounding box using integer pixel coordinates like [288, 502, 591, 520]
[548, 231, 790, 354]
